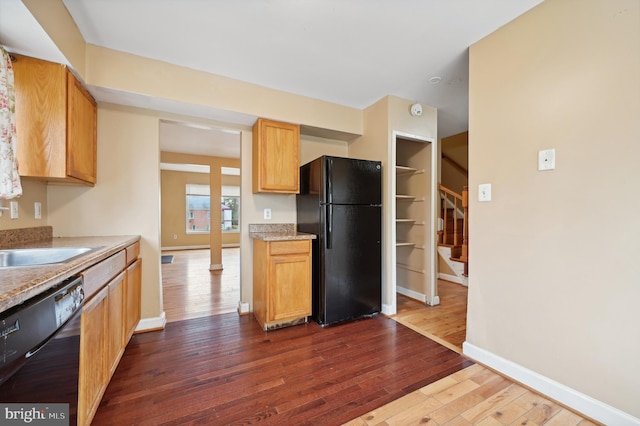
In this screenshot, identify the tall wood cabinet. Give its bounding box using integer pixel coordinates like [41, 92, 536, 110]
[12, 54, 97, 185]
[395, 137, 433, 298]
[253, 239, 311, 330]
[252, 118, 300, 193]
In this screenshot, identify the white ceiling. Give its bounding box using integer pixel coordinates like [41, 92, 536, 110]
[0, 0, 542, 152]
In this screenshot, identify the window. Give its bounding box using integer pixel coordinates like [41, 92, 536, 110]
[221, 185, 240, 232]
[186, 184, 210, 234]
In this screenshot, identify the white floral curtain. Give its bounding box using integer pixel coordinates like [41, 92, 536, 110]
[0, 46, 22, 199]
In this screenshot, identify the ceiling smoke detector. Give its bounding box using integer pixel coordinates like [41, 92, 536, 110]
[410, 103, 423, 117]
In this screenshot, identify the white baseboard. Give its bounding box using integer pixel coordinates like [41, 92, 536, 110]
[210, 264, 223, 270]
[161, 245, 210, 251]
[135, 312, 166, 332]
[222, 243, 240, 248]
[381, 303, 394, 316]
[397, 286, 426, 303]
[439, 272, 468, 286]
[463, 342, 640, 426]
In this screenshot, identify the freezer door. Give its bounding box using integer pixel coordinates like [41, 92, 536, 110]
[324, 157, 381, 205]
[319, 204, 381, 325]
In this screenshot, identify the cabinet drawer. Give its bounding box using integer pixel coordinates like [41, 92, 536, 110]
[125, 241, 140, 265]
[269, 240, 310, 256]
[82, 250, 126, 299]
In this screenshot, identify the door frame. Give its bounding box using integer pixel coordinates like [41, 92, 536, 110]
[387, 131, 439, 315]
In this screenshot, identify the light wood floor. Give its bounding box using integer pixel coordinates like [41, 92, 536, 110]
[394, 280, 468, 353]
[161, 247, 240, 323]
[160, 250, 599, 425]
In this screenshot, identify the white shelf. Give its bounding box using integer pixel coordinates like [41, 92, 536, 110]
[396, 241, 416, 247]
[396, 165, 417, 174]
[396, 218, 415, 223]
[396, 165, 425, 175]
[395, 194, 415, 200]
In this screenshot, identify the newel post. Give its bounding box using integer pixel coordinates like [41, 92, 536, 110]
[461, 186, 469, 262]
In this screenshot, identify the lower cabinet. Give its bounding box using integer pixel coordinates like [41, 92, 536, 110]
[125, 259, 142, 342]
[253, 239, 311, 330]
[78, 285, 108, 426]
[78, 242, 141, 426]
[107, 271, 126, 376]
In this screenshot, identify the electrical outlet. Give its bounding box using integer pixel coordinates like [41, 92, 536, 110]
[10, 201, 18, 219]
[34, 202, 42, 219]
[263, 208, 272, 220]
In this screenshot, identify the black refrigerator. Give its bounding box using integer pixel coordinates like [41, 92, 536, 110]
[296, 155, 382, 326]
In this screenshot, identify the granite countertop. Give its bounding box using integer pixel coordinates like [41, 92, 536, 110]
[0, 233, 140, 313]
[248, 223, 316, 241]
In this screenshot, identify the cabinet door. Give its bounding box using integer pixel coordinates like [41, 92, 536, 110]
[107, 271, 126, 376]
[125, 258, 142, 341]
[268, 253, 311, 321]
[79, 286, 108, 426]
[13, 55, 67, 178]
[252, 118, 300, 193]
[67, 72, 97, 184]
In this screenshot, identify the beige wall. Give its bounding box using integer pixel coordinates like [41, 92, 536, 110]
[160, 170, 210, 248]
[441, 131, 468, 194]
[238, 134, 348, 309]
[349, 96, 438, 311]
[160, 169, 241, 248]
[0, 179, 48, 230]
[47, 104, 162, 321]
[468, 0, 640, 419]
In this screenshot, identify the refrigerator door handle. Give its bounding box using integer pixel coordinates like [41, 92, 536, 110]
[325, 157, 333, 205]
[325, 204, 332, 249]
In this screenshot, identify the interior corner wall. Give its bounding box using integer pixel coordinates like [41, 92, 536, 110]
[0, 179, 48, 230]
[160, 170, 210, 248]
[467, 0, 640, 419]
[349, 96, 438, 313]
[47, 104, 163, 321]
[441, 131, 468, 194]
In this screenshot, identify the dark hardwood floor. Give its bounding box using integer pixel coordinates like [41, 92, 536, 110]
[93, 313, 472, 425]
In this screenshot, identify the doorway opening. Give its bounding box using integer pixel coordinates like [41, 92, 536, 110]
[390, 131, 468, 353]
[158, 120, 241, 323]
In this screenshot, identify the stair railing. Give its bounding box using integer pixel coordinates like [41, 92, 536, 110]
[439, 185, 469, 264]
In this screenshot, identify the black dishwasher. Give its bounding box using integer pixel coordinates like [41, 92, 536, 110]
[0, 276, 84, 425]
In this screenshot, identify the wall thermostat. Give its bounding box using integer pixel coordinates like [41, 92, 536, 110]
[410, 103, 423, 117]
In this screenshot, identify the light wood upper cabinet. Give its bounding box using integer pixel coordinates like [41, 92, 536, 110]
[12, 55, 97, 185]
[252, 118, 300, 193]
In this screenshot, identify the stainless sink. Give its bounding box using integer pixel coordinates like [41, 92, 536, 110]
[0, 247, 101, 268]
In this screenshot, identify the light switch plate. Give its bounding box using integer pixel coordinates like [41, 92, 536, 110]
[10, 201, 18, 219]
[34, 202, 42, 219]
[263, 208, 272, 220]
[479, 184, 492, 202]
[538, 148, 556, 171]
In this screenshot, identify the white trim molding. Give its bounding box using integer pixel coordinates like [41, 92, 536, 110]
[161, 244, 210, 251]
[397, 286, 426, 303]
[381, 303, 394, 316]
[135, 312, 167, 333]
[463, 342, 640, 426]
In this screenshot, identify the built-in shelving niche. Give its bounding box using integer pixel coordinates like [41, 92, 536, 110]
[395, 137, 433, 300]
